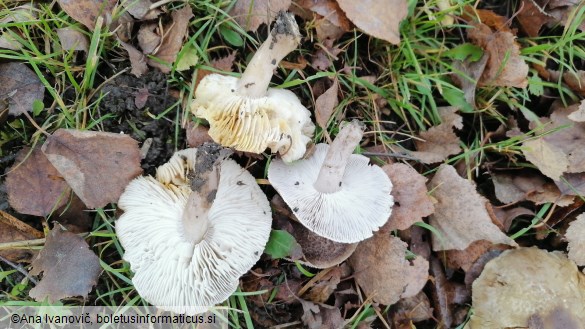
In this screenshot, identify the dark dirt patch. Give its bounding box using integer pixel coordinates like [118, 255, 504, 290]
[96, 70, 182, 175]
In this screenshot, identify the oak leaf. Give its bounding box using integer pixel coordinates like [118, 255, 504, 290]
[41, 129, 142, 209]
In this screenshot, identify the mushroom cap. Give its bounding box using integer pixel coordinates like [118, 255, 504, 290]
[268, 143, 393, 243]
[116, 152, 272, 315]
[191, 74, 315, 162]
[289, 220, 357, 268]
[467, 248, 585, 328]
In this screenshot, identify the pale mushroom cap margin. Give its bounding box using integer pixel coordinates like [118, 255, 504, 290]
[268, 143, 394, 243]
[116, 158, 272, 315]
[191, 74, 315, 162]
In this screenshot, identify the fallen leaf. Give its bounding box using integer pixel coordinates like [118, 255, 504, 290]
[311, 39, 343, 70]
[185, 122, 213, 148]
[56, 28, 89, 52]
[56, 0, 117, 31]
[133, 87, 149, 109]
[444, 240, 510, 271]
[382, 163, 434, 231]
[522, 138, 568, 181]
[451, 53, 488, 108]
[264, 229, 303, 259]
[148, 6, 193, 73]
[517, 0, 552, 37]
[137, 23, 160, 54]
[0, 4, 38, 24]
[121, 0, 161, 20]
[55, 195, 93, 233]
[229, 0, 292, 32]
[565, 213, 585, 266]
[492, 172, 573, 206]
[428, 256, 470, 328]
[568, 99, 585, 122]
[175, 44, 199, 71]
[120, 41, 148, 77]
[297, 0, 351, 31]
[304, 268, 341, 303]
[336, 0, 408, 44]
[300, 299, 344, 329]
[348, 234, 428, 305]
[391, 292, 433, 327]
[465, 9, 529, 87]
[5, 147, 71, 216]
[41, 129, 143, 209]
[488, 205, 534, 232]
[0, 62, 45, 116]
[0, 33, 23, 50]
[468, 248, 585, 328]
[428, 165, 518, 251]
[410, 107, 462, 164]
[29, 227, 102, 302]
[0, 210, 43, 262]
[315, 78, 338, 130]
[193, 51, 237, 89]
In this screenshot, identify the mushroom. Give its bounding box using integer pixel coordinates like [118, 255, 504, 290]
[190, 12, 315, 162]
[268, 120, 394, 243]
[467, 248, 585, 328]
[116, 146, 272, 314]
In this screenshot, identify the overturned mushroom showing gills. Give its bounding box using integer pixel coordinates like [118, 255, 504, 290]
[268, 120, 394, 243]
[116, 147, 272, 314]
[191, 12, 315, 162]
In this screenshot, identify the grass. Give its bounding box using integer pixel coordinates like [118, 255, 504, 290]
[1, 0, 585, 327]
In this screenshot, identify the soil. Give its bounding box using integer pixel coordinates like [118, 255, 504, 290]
[97, 70, 182, 175]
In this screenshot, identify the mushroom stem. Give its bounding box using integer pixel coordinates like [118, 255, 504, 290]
[236, 12, 301, 98]
[182, 144, 230, 244]
[313, 120, 365, 194]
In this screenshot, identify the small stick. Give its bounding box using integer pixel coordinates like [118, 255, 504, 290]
[0, 254, 39, 285]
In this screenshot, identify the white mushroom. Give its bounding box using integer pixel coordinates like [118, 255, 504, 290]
[190, 12, 315, 162]
[268, 120, 394, 243]
[116, 147, 272, 314]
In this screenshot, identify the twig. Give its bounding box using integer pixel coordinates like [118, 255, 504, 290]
[0, 254, 38, 285]
[361, 151, 420, 161]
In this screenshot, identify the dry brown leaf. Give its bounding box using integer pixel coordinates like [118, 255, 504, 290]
[193, 51, 237, 89]
[311, 39, 342, 70]
[428, 256, 470, 328]
[517, 0, 552, 37]
[304, 268, 341, 303]
[565, 213, 585, 266]
[391, 292, 433, 326]
[185, 122, 213, 148]
[492, 172, 573, 206]
[137, 23, 160, 54]
[522, 138, 568, 181]
[468, 248, 585, 327]
[315, 78, 338, 130]
[466, 10, 529, 88]
[133, 87, 149, 109]
[300, 299, 344, 329]
[444, 240, 510, 272]
[0, 33, 23, 50]
[41, 129, 142, 209]
[120, 41, 148, 77]
[56, 28, 89, 52]
[428, 165, 518, 251]
[57, 0, 117, 31]
[297, 0, 351, 30]
[229, 0, 291, 32]
[336, 0, 408, 44]
[568, 99, 585, 122]
[0, 62, 45, 116]
[0, 210, 43, 262]
[381, 163, 434, 231]
[148, 6, 193, 73]
[451, 53, 488, 108]
[29, 227, 101, 302]
[121, 0, 161, 20]
[349, 234, 428, 305]
[410, 107, 462, 164]
[5, 147, 71, 217]
[488, 206, 534, 232]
